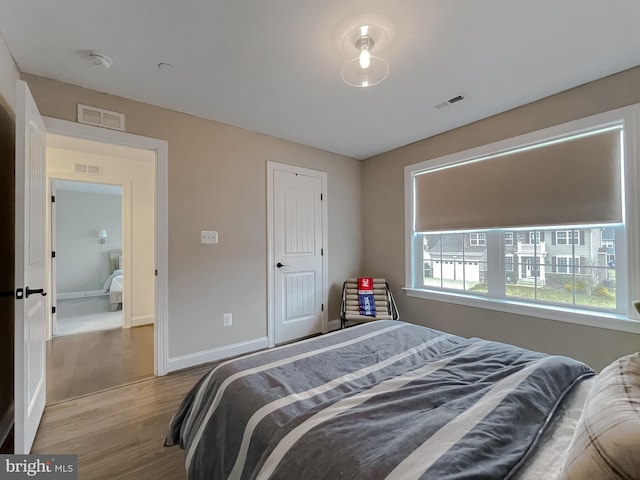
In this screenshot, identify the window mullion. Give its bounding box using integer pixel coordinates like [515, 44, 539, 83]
[486, 230, 504, 298]
[439, 234, 444, 289]
[616, 225, 629, 315]
[413, 233, 423, 288]
[571, 235, 576, 305]
[533, 231, 538, 300]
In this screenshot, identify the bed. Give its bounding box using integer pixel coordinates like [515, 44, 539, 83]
[103, 251, 123, 311]
[165, 320, 639, 480]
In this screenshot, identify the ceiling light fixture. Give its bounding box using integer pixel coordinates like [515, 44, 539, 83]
[88, 52, 113, 69]
[341, 24, 389, 88]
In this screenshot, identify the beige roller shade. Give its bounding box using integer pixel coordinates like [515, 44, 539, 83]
[414, 128, 622, 232]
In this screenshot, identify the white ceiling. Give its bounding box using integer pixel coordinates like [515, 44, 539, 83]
[2, 0, 640, 159]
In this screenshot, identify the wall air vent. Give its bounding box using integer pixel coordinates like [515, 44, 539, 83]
[435, 92, 469, 110]
[77, 104, 125, 131]
[73, 163, 103, 176]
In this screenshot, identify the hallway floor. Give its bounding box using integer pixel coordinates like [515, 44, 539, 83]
[46, 324, 154, 404]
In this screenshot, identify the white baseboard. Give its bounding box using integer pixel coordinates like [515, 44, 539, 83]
[132, 314, 154, 327]
[167, 336, 269, 373]
[328, 319, 341, 331]
[57, 290, 106, 300]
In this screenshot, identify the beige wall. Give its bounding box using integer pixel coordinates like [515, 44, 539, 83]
[362, 66, 640, 372]
[47, 139, 156, 327]
[23, 74, 362, 358]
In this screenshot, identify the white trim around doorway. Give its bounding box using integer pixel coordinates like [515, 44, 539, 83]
[43, 117, 169, 376]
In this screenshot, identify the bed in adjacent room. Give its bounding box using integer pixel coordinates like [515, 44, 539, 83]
[165, 320, 638, 480]
[103, 251, 123, 311]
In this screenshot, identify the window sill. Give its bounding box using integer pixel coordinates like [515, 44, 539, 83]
[403, 287, 640, 335]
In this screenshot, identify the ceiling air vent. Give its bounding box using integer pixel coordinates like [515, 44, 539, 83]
[74, 163, 103, 176]
[435, 93, 469, 110]
[77, 104, 125, 131]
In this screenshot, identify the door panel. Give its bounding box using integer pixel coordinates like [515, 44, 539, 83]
[15, 80, 47, 454]
[274, 170, 323, 344]
[283, 271, 316, 320]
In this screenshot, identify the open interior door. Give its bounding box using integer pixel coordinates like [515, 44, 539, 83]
[14, 80, 47, 453]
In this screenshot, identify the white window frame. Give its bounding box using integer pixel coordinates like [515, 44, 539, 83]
[470, 232, 486, 246]
[505, 255, 514, 272]
[505, 232, 513, 247]
[556, 230, 579, 245]
[556, 255, 580, 274]
[404, 104, 640, 334]
[528, 231, 541, 245]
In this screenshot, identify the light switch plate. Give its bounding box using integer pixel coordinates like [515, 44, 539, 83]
[201, 230, 218, 244]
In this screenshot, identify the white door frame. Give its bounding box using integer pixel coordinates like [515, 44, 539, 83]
[49, 179, 57, 337]
[47, 177, 130, 336]
[43, 117, 169, 376]
[266, 161, 328, 347]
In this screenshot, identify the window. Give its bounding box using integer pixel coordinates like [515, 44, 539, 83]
[505, 255, 514, 271]
[555, 230, 583, 245]
[555, 256, 580, 274]
[528, 232, 541, 244]
[469, 233, 486, 246]
[505, 232, 513, 247]
[405, 105, 640, 333]
[556, 230, 575, 245]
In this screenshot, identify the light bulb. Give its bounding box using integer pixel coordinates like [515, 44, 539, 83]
[359, 49, 371, 69]
[341, 24, 389, 87]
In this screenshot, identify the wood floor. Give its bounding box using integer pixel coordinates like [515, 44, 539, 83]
[32, 364, 212, 480]
[47, 325, 154, 404]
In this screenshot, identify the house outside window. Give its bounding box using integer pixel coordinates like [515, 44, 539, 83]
[419, 227, 616, 306]
[422, 232, 488, 293]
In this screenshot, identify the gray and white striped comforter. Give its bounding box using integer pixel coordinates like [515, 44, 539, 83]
[165, 321, 594, 480]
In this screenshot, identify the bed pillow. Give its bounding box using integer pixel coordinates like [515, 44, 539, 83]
[560, 352, 640, 480]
